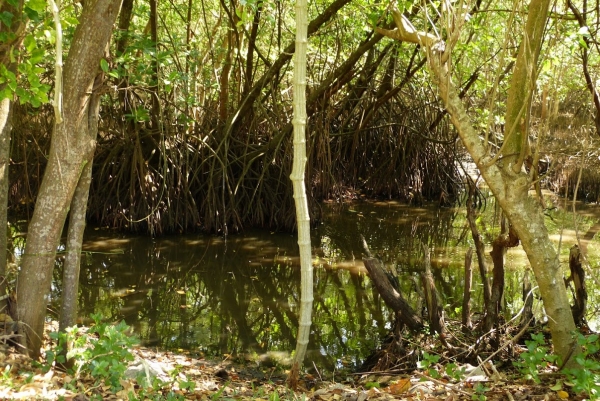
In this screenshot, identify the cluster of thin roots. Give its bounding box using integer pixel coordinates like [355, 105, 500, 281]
[8, 45, 462, 235]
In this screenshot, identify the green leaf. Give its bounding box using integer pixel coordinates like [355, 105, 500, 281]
[23, 6, 40, 21]
[25, 0, 46, 13]
[0, 11, 14, 28]
[0, 87, 12, 101]
[100, 58, 109, 73]
[30, 48, 44, 64]
[23, 34, 36, 53]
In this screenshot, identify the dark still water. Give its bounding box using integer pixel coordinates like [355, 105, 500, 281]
[51, 201, 531, 370]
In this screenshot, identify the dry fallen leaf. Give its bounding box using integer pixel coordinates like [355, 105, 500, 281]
[387, 378, 411, 395]
[557, 390, 569, 399]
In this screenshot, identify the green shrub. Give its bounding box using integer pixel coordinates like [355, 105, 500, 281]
[47, 313, 138, 391]
[513, 333, 557, 383]
[563, 334, 600, 400]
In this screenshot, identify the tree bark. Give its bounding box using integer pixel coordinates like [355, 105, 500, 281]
[16, 0, 121, 358]
[59, 73, 102, 337]
[116, 0, 135, 55]
[502, 0, 549, 172]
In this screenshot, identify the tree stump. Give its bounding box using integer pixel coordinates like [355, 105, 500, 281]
[568, 245, 587, 326]
[363, 257, 423, 332]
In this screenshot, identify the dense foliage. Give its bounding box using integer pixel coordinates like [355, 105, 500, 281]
[1, 0, 518, 234]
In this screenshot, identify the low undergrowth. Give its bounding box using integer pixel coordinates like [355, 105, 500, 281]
[2, 317, 600, 400]
[41, 314, 200, 400]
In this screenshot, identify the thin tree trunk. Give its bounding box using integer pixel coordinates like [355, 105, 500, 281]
[149, 0, 160, 130]
[243, 2, 262, 97]
[116, 0, 134, 55]
[462, 247, 473, 331]
[502, 0, 549, 173]
[420, 244, 445, 338]
[59, 74, 102, 336]
[0, 97, 11, 318]
[219, 31, 232, 122]
[0, 97, 11, 282]
[59, 162, 92, 327]
[567, 245, 587, 326]
[520, 269, 534, 328]
[466, 181, 491, 310]
[287, 0, 312, 388]
[16, 0, 121, 358]
[484, 222, 519, 333]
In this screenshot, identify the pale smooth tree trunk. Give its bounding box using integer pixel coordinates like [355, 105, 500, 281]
[425, 12, 578, 364]
[430, 70, 578, 363]
[16, 0, 122, 358]
[287, 0, 312, 388]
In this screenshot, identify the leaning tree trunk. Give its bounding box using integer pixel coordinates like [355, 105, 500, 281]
[59, 73, 102, 340]
[427, 41, 580, 367]
[16, 0, 122, 358]
[287, 0, 312, 389]
[376, 0, 579, 366]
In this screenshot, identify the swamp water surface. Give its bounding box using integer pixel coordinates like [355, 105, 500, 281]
[49, 200, 600, 370]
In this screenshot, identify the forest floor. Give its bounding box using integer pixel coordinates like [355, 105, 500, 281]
[0, 334, 587, 401]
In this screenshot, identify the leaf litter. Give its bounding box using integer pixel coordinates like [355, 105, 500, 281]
[0, 322, 595, 400]
[0, 344, 590, 400]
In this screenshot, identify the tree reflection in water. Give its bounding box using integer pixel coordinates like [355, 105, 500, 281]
[50, 201, 531, 371]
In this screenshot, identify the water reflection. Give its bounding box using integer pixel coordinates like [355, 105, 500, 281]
[48, 200, 594, 370]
